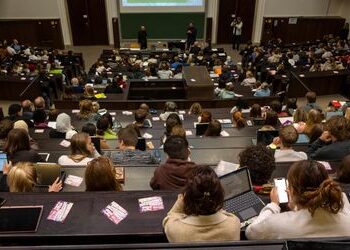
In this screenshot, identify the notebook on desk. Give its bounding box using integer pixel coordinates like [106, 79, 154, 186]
[220, 167, 265, 222]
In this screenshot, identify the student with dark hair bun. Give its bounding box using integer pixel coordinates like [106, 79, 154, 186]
[246, 160, 350, 239]
[163, 165, 240, 242]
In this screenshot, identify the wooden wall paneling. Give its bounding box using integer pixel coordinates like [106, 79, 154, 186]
[112, 18, 120, 48]
[261, 17, 345, 44]
[205, 17, 212, 42]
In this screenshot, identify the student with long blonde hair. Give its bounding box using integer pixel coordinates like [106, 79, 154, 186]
[58, 133, 100, 166]
[7, 162, 62, 192]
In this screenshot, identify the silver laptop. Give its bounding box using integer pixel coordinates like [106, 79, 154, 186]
[221, 167, 265, 222]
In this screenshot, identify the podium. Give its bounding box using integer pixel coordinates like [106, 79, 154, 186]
[183, 66, 214, 100]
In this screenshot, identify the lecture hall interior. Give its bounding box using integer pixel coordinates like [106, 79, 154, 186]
[0, 0, 350, 249]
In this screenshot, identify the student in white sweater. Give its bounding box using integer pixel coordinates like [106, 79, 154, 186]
[246, 160, 350, 239]
[272, 125, 307, 162]
[58, 132, 100, 166]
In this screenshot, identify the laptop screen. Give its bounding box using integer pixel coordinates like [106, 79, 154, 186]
[256, 130, 279, 145]
[0, 206, 43, 233]
[221, 167, 252, 200]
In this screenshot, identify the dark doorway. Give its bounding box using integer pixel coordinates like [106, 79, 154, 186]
[217, 0, 256, 44]
[67, 0, 109, 45]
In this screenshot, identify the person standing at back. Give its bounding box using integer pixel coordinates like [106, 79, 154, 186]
[186, 22, 197, 50]
[138, 25, 147, 50]
[231, 16, 243, 50]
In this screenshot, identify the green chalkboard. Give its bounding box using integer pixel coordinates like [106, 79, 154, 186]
[120, 13, 205, 39]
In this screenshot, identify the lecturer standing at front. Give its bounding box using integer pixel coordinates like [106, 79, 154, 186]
[138, 25, 147, 49]
[231, 16, 243, 50]
[186, 22, 197, 50]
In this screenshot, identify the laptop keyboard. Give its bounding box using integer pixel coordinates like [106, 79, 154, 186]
[224, 191, 261, 213]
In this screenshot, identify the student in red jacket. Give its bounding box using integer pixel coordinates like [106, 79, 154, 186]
[150, 136, 196, 190]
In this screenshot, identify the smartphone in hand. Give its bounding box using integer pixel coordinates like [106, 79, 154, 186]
[274, 178, 289, 203]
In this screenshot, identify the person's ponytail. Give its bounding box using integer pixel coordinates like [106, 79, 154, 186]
[301, 179, 343, 216]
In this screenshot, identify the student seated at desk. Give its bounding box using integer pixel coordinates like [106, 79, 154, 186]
[188, 102, 202, 115]
[134, 109, 152, 128]
[2, 162, 62, 192]
[163, 165, 240, 242]
[232, 111, 246, 128]
[76, 99, 99, 121]
[246, 160, 350, 240]
[249, 104, 262, 119]
[160, 101, 178, 121]
[82, 123, 109, 150]
[199, 110, 212, 123]
[259, 111, 278, 131]
[254, 82, 270, 97]
[161, 113, 182, 144]
[104, 76, 123, 94]
[4, 129, 43, 165]
[96, 116, 117, 139]
[308, 116, 350, 161]
[32, 109, 48, 128]
[215, 83, 236, 99]
[113, 127, 159, 165]
[6, 103, 34, 128]
[241, 70, 256, 87]
[85, 157, 122, 191]
[337, 155, 350, 184]
[239, 145, 276, 188]
[0, 119, 13, 149]
[272, 125, 307, 162]
[158, 63, 173, 79]
[13, 120, 38, 151]
[204, 120, 222, 136]
[302, 91, 322, 113]
[151, 136, 195, 190]
[49, 113, 77, 140]
[58, 132, 100, 166]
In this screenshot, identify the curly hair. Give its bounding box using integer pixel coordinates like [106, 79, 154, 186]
[239, 145, 276, 185]
[324, 116, 350, 141]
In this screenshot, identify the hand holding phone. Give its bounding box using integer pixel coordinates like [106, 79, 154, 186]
[273, 178, 289, 204]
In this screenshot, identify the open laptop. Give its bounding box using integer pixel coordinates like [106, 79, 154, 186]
[296, 133, 309, 144]
[325, 111, 343, 120]
[195, 123, 209, 136]
[253, 130, 279, 146]
[35, 163, 61, 186]
[221, 167, 265, 222]
[0, 206, 43, 233]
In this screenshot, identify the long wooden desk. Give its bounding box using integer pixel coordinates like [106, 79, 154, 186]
[0, 191, 177, 245]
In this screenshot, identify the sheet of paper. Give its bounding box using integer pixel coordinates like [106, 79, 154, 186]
[34, 129, 44, 133]
[109, 112, 116, 116]
[101, 201, 128, 225]
[47, 201, 74, 223]
[138, 196, 164, 213]
[178, 114, 184, 121]
[122, 111, 133, 115]
[318, 161, 332, 171]
[143, 133, 153, 139]
[186, 130, 193, 136]
[60, 140, 71, 148]
[72, 109, 79, 114]
[278, 117, 294, 125]
[220, 130, 230, 137]
[48, 122, 56, 129]
[152, 117, 160, 121]
[178, 110, 186, 114]
[214, 160, 240, 177]
[65, 175, 83, 187]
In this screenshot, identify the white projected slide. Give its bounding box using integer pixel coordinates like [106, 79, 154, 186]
[122, 0, 203, 7]
[120, 0, 205, 12]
